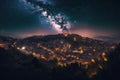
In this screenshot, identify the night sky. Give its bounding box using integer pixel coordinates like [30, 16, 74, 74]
[0, 0, 120, 40]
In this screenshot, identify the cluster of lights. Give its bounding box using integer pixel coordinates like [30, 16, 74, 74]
[15, 43, 111, 78]
[0, 43, 6, 48]
[12, 34, 116, 78]
[15, 37, 115, 69]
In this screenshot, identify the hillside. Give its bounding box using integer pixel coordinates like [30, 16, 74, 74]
[0, 34, 119, 80]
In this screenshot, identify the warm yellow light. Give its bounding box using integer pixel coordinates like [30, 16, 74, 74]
[67, 43, 71, 49]
[0, 43, 6, 48]
[55, 48, 59, 51]
[111, 45, 116, 49]
[79, 46, 83, 49]
[32, 52, 36, 56]
[64, 33, 68, 37]
[93, 49, 96, 52]
[91, 59, 95, 63]
[41, 55, 45, 59]
[97, 57, 101, 61]
[102, 52, 106, 56]
[80, 49, 84, 54]
[82, 61, 89, 65]
[103, 57, 108, 62]
[73, 37, 77, 42]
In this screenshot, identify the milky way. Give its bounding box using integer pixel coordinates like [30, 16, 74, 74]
[21, 0, 71, 33]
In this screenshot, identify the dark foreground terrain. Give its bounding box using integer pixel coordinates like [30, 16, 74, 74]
[0, 34, 120, 80]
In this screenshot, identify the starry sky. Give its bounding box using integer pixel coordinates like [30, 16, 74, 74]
[0, 0, 120, 40]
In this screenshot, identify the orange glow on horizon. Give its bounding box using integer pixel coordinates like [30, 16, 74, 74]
[14, 27, 113, 39]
